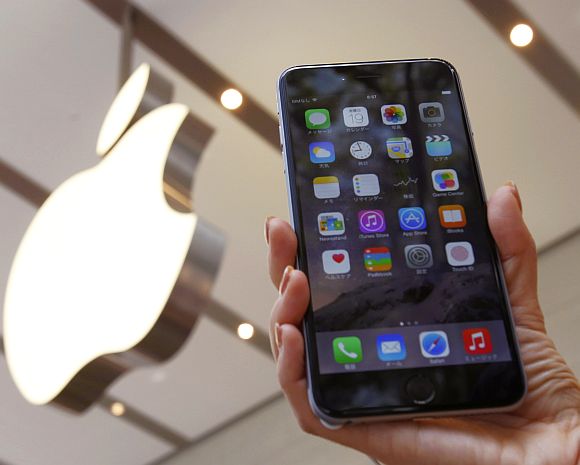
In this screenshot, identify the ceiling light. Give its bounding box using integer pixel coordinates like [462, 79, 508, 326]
[110, 401, 126, 416]
[3, 64, 225, 412]
[220, 88, 243, 110]
[510, 24, 533, 47]
[237, 323, 254, 340]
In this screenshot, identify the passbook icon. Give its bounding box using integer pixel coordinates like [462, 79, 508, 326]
[376, 334, 406, 361]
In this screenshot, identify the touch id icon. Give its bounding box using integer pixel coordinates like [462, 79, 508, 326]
[445, 241, 475, 266]
[332, 336, 363, 364]
[420, 331, 450, 358]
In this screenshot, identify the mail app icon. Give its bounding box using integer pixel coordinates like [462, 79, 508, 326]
[376, 334, 407, 361]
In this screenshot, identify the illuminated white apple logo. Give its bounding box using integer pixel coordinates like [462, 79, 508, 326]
[3, 64, 222, 411]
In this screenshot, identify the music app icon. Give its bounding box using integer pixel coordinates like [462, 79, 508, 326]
[463, 328, 493, 355]
[358, 210, 386, 234]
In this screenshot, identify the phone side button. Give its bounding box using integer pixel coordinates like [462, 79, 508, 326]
[405, 375, 436, 405]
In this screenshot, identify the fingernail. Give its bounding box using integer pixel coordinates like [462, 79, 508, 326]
[264, 216, 274, 244]
[504, 180, 522, 212]
[279, 265, 294, 295]
[274, 322, 283, 350]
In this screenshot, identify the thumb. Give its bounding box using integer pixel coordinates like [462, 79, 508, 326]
[487, 183, 545, 332]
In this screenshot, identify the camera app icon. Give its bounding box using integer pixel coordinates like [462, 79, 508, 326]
[419, 102, 445, 123]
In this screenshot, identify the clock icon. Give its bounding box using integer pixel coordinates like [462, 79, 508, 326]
[350, 141, 372, 160]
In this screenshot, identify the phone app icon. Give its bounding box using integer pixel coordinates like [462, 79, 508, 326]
[318, 212, 345, 236]
[322, 249, 350, 274]
[350, 140, 372, 160]
[343, 106, 369, 127]
[398, 207, 427, 231]
[439, 205, 466, 228]
[419, 102, 445, 123]
[431, 169, 459, 191]
[353, 174, 380, 197]
[376, 334, 406, 361]
[358, 209, 386, 233]
[445, 241, 475, 266]
[463, 328, 493, 355]
[364, 247, 392, 272]
[420, 331, 450, 358]
[381, 104, 407, 125]
[309, 142, 335, 163]
[426, 135, 452, 156]
[313, 176, 340, 199]
[332, 336, 363, 364]
[387, 137, 413, 159]
[305, 108, 331, 129]
[404, 244, 433, 269]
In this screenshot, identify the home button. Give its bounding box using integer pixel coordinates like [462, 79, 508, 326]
[406, 375, 436, 405]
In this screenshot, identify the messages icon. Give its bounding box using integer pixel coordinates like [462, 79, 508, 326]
[376, 334, 406, 361]
[305, 109, 331, 129]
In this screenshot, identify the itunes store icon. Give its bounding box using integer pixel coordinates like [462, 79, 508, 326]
[358, 210, 386, 233]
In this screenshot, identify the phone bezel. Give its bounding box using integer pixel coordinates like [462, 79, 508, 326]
[277, 58, 526, 423]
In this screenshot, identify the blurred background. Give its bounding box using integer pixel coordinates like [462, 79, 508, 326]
[1, 1, 579, 464]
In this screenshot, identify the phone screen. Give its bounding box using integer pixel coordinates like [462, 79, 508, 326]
[279, 60, 524, 416]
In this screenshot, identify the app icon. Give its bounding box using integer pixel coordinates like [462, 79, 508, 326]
[313, 176, 340, 199]
[445, 241, 475, 266]
[439, 205, 466, 228]
[381, 104, 407, 125]
[398, 207, 427, 231]
[343, 106, 369, 127]
[393, 176, 419, 189]
[364, 247, 392, 272]
[463, 328, 493, 355]
[309, 142, 335, 163]
[419, 102, 445, 123]
[425, 135, 452, 156]
[322, 249, 350, 274]
[387, 137, 413, 159]
[404, 244, 433, 269]
[358, 209, 386, 233]
[420, 331, 450, 358]
[332, 336, 363, 364]
[432, 169, 459, 191]
[318, 212, 345, 236]
[305, 108, 331, 129]
[353, 174, 380, 196]
[376, 334, 406, 362]
[350, 140, 372, 160]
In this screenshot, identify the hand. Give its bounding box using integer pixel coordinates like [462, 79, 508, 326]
[265, 184, 580, 465]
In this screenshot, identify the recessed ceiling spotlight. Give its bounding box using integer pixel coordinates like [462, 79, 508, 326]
[110, 401, 126, 417]
[510, 24, 534, 47]
[237, 323, 254, 340]
[220, 88, 243, 110]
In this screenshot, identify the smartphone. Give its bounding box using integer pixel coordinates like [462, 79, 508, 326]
[276, 59, 526, 424]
